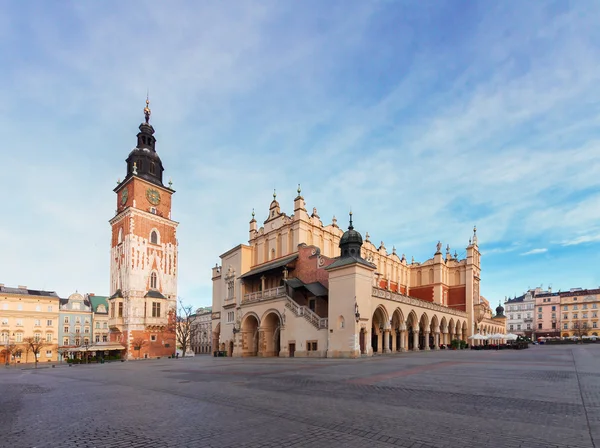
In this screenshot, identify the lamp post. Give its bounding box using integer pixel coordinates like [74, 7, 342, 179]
[355, 302, 360, 323]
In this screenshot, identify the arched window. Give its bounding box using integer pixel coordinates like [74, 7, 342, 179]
[338, 316, 345, 329]
[150, 272, 157, 289]
[150, 230, 158, 244]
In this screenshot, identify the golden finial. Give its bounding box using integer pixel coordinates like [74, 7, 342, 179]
[144, 92, 151, 124]
[273, 189, 277, 199]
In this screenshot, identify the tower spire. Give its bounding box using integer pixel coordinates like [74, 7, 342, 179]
[144, 93, 151, 124]
[348, 210, 354, 230]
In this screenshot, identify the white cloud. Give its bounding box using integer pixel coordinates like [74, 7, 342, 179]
[1, 2, 600, 306]
[561, 234, 600, 246]
[521, 248, 548, 256]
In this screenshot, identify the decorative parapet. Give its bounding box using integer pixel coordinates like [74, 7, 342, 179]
[372, 287, 468, 318]
[242, 286, 286, 304]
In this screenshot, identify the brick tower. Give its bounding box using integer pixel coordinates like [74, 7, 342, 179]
[108, 99, 178, 359]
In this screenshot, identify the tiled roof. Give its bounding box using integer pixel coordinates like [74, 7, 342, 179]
[88, 295, 109, 313]
[0, 285, 59, 298]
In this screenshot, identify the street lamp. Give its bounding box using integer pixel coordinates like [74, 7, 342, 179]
[355, 302, 360, 323]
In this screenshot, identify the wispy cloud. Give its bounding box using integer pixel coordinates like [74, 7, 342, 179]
[521, 248, 548, 256]
[561, 234, 600, 246]
[1, 1, 600, 306]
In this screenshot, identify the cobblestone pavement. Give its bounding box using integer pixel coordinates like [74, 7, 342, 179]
[1, 345, 599, 448]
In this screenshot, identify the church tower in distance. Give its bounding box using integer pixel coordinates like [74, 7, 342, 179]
[108, 98, 178, 360]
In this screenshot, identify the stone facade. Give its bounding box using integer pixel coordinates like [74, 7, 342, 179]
[58, 292, 93, 360]
[505, 290, 537, 337]
[107, 104, 178, 360]
[0, 284, 60, 364]
[559, 288, 600, 337]
[211, 191, 505, 358]
[191, 307, 212, 354]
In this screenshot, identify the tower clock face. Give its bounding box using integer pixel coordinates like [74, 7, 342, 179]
[146, 188, 161, 205]
[121, 187, 128, 205]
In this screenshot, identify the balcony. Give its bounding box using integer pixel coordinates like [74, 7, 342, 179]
[523, 317, 533, 323]
[243, 286, 286, 304]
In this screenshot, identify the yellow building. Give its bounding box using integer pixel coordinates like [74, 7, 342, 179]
[560, 288, 600, 337]
[211, 190, 505, 358]
[0, 284, 60, 364]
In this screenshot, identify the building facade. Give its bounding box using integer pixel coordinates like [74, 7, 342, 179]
[88, 294, 110, 344]
[560, 288, 600, 337]
[108, 100, 178, 360]
[58, 293, 93, 360]
[504, 289, 537, 337]
[534, 289, 560, 338]
[211, 191, 505, 358]
[0, 284, 60, 363]
[191, 307, 212, 354]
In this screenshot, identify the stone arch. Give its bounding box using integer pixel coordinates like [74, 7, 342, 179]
[212, 322, 221, 355]
[371, 305, 389, 353]
[461, 321, 468, 341]
[260, 310, 282, 357]
[338, 315, 345, 330]
[418, 313, 430, 350]
[405, 310, 419, 351]
[241, 312, 260, 357]
[407, 310, 419, 331]
[391, 308, 405, 352]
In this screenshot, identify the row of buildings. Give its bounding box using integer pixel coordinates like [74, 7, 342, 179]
[0, 286, 114, 363]
[505, 287, 600, 339]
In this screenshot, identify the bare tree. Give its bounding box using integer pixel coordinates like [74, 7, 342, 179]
[572, 320, 588, 342]
[131, 337, 147, 359]
[2, 341, 18, 366]
[23, 336, 48, 368]
[175, 299, 199, 358]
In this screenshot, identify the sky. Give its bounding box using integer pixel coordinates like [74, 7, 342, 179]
[1, 0, 600, 309]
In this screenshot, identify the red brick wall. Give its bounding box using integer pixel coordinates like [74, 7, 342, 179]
[110, 328, 176, 359]
[447, 286, 466, 311]
[409, 286, 434, 302]
[293, 245, 335, 289]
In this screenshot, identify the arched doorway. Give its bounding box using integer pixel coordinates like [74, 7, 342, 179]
[418, 313, 429, 350]
[407, 311, 418, 351]
[371, 306, 388, 354]
[212, 323, 221, 355]
[241, 314, 259, 357]
[261, 312, 281, 357]
[391, 308, 404, 352]
[359, 327, 366, 354]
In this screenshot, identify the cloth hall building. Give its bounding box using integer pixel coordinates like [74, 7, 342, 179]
[211, 190, 505, 358]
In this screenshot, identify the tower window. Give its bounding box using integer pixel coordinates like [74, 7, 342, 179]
[150, 231, 158, 244]
[150, 272, 157, 289]
[150, 163, 155, 174]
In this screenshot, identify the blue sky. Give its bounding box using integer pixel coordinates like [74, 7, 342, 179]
[1, 1, 600, 309]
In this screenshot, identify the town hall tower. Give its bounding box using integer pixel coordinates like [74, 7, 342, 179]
[108, 99, 178, 359]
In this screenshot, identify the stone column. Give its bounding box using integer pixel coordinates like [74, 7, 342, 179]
[399, 330, 406, 352]
[391, 331, 397, 352]
[383, 329, 390, 353]
[412, 330, 419, 351]
[260, 276, 266, 293]
[434, 332, 440, 350]
[424, 331, 431, 350]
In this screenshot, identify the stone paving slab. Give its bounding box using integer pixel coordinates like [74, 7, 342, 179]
[0, 345, 599, 448]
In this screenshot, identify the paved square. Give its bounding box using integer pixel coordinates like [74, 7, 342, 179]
[1, 345, 599, 448]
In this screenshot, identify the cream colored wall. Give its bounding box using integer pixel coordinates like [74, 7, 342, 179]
[0, 294, 60, 362]
[236, 299, 326, 357]
[327, 263, 374, 358]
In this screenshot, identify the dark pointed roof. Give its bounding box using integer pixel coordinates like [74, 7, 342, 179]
[327, 212, 375, 271]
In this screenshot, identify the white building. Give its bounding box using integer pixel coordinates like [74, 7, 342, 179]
[191, 307, 212, 354]
[504, 287, 547, 337]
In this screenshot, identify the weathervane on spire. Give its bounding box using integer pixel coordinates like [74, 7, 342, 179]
[144, 92, 151, 124]
[348, 210, 354, 230]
